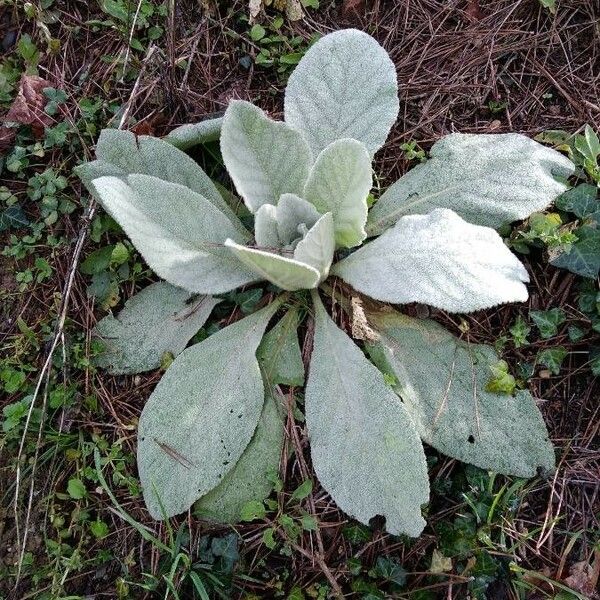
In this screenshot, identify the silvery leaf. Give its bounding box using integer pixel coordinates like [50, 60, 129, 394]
[254, 204, 281, 249]
[221, 100, 312, 213]
[284, 29, 399, 157]
[367, 133, 575, 235]
[366, 308, 555, 477]
[276, 193, 321, 245]
[305, 293, 429, 537]
[293, 212, 335, 280]
[76, 129, 245, 234]
[137, 301, 281, 519]
[334, 208, 529, 313]
[94, 282, 220, 375]
[257, 308, 305, 387]
[303, 138, 372, 248]
[194, 387, 284, 523]
[92, 175, 259, 294]
[164, 116, 223, 150]
[225, 239, 320, 291]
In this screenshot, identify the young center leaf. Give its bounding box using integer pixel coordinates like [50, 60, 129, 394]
[366, 308, 555, 477]
[194, 387, 284, 523]
[334, 208, 529, 313]
[254, 204, 281, 249]
[284, 29, 399, 157]
[221, 100, 312, 213]
[276, 193, 321, 245]
[305, 293, 429, 537]
[76, 129, 245, 234]
[224, 240, 320, 291]
[91, 175, 260, 294]
[367, 133, 575, 235]
[94, 282, 221, 375]
[303, 139, 372, 248]
[293, 213, 335, 280]
[137, 301, 281, 519]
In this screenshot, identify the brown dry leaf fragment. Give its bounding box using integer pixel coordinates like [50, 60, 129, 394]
[286, 0, 303, 21]
[563, 558, 600, 599]
[430, 549, 453, 574]
[465, 0, 483, 22]
[4, 74, 53, 133]
[0, 74, 53, 151]
[249, 0, 262, 24]
[350, 296, 380, 342]
[342, 0, 365, 18]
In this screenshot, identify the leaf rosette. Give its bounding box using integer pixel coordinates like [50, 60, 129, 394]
[77, 28, 573, 536]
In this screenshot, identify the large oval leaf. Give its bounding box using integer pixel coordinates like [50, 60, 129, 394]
[303, 139, 372, 248]
[225, 239, 320, 291]
[75, 129, 245, 234]
[94, 282, 220, 375]
[284, 29, 399, 157]
[367, 133, 575, 235]
[221, 100, 312, 213]
[366, 308, 555, 477]
[333, 208, 529, 313]
[92, 175, 259, 294]
[306, 293, 429, 537]
[194, 387, 284, 523]
[137, 302, 281, 519]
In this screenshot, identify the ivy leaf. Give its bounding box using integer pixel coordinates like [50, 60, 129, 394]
[366, 308, 555, 477]
[537, 347, 568, 375]
[284, 29, 399, 157]
[367, 133, 574, 235]
[194, 388, 284, 523]
[290, 479, 313, 501]
[485, 360, 517, 395]
[164, 116, 223, 150]
[0, 204, 29, 231]
[334, 209, 529, 313]
[94, 282, 220, 375]
[555, 183, 598, 219]
[303, 139, 372, 248]
[530, 308, 566, 339]
[551, 225, 600, 278]
[91, 175, 259, 294]
[221, 100, 312, 213]
[137, 302, 281, 519]
[306, 294, 429, 537]
[257, 308, 305, 387]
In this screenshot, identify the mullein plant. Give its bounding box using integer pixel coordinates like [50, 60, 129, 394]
[77, 29, 574, 536]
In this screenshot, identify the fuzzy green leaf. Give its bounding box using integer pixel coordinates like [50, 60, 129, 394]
[94, 282, 220, 375]
[367, 133, 575, 235]
[305, 294, 429, 537]
[334, 209, 529, 313]
[221, 100, 312, 213]
[224, 239, 320, 291]
[254, 204, 281, 249]
[258, 308, 305, 387]
[194, 387, 284, 523]
[137, 302, 280, 519]
[303, 139, 372, 248]
[366, 308, 555, 477]
[164, 116, 223, 150]
[284, 29, 399, 157]
[91, 175, 259, 294]
[76, 129, 245, 234]
[293, 212, 335, 280]
[276, 193, 320, 245]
